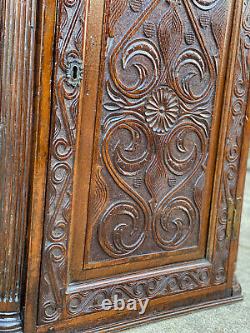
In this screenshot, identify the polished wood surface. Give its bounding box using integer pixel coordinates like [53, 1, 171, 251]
[0, 0, 37, 331]
[0, 0, 249, 332]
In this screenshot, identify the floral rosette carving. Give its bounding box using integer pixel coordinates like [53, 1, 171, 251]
[145, 87, 180, 134]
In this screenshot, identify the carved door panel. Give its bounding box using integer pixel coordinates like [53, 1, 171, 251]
[68, 0, 232, 279]
[32, 0, 249, 331]
[82, 1, 217, 274]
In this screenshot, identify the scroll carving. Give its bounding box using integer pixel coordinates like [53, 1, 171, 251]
[38, 0, 86, 324]
[87, 0, 226, 262]
[66, 267, 211, 317]
[212, 0, 250, 284]
[38, 0, 246, 324]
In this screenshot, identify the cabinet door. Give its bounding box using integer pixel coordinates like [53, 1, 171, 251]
[70, 0, 225, 279]
[27, 0, 249, 331]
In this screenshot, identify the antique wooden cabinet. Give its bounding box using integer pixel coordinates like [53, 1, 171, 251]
[0, 0, 249, 332]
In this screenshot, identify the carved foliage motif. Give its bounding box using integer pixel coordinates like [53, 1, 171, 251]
[212, 0, 250, 284]
[38, 0, 247, 324]
[87, 0, 229, 262]
[38, 0, 85, 324]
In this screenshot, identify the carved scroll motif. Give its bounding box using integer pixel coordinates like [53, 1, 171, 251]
[39, 0, 245, 324]
[38, 0, 86, 324]
[66, 267, 211, 316]
[212, 0, 250, 285]
[90, 0, 223, 261]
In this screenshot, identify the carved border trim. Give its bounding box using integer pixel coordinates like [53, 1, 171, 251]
[212, 0, 250, 285]
[66, 264, 211, 316]
[38, 0, 87, 324]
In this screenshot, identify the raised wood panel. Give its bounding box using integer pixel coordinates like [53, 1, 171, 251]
[67, 0, 239, 281]
[83, 0, 233, 271]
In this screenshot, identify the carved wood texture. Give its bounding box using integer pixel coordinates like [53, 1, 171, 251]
[38, 0, 86, 323]
[67, 266, 211, 316]
[38, 0, 249, 324]
[212, 0, 250, 284]
[86, 0, 224, 264]
[0, 0, 37, 310]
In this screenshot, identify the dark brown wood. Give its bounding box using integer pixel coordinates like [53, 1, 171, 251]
[0, 0, 248, 332]
[0, 0, 37, 331]
[24, 1, 58, 332]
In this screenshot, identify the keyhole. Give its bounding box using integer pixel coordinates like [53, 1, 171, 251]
[72, 65, 78, 80]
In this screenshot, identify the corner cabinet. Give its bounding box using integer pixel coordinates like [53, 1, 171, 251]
[0, 0, 249, 332]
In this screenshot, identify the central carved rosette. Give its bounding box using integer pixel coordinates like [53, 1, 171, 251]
[145, 87, 180, 133]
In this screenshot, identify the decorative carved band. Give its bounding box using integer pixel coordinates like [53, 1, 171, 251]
[212, 0, 250, 285]
[66, 266, 211, 316]
[38, 0, 87, 324]
[0, 0, 37, 310]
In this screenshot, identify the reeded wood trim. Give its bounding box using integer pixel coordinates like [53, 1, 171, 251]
[0, 0, 37, 315]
